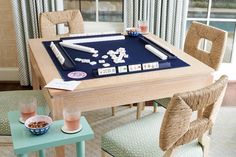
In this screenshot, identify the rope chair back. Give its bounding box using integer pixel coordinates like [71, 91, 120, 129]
[184, 21, 227, 70]
[159, 75, 228, 153]
[40, 10, 84, 38]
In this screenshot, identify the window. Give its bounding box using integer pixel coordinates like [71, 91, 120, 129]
[64, 0, 124, 22]
[187, 0, 236, 64]
[64, 0, 96, 21]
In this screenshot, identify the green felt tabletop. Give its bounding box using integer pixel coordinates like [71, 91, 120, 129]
[8, 111, 94, 155]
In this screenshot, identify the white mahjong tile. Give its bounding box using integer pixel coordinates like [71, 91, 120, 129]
[103, 63, 110, 67]
[124, 54, 129, 58]
[119, 60, 125, 63]
[129, 64, 141, 72]
[98, 67, 116, 76]
[154, 62, 159, 68]
[99, 60, 105, 64]
[90, 61, 97, 65]
[102, 55, 109, 59]
[118, 66, 128, 73]
[92, 53, 99, 57]
[75, 58, 81, 61]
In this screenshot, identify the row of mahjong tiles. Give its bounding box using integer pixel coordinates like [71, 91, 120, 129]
[42, 34, 189, 81]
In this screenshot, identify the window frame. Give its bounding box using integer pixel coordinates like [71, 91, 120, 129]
[187, 0, 236, 80]
[61, 0, 124, 32]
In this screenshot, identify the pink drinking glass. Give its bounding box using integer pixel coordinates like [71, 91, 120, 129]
[138, 20, 149, 34]
[19, 97, 37, 122]
[63, 105, 81, 131]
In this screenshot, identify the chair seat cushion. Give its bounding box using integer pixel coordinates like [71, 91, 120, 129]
[102, 110, 203, 157]
[0, 90, 49, 136]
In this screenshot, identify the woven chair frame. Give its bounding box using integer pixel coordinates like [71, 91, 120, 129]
[40, 10, 84, 38]
[159, 75, 228, 156]
[184, 21, 227, 70]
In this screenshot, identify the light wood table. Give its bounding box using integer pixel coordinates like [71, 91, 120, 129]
[29, 34, 214, 156]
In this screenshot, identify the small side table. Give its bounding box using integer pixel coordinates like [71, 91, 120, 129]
[8, 111, 94, 157]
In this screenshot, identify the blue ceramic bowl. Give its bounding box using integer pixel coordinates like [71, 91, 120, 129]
[25, 115, 52, 135]
[126, 28, 140, 37]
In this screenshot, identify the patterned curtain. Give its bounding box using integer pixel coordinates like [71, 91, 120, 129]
[11, 0, 57, 86]
[124, 0, 189, 49]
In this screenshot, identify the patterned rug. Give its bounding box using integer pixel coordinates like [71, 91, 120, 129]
[1, 106, 236, 157]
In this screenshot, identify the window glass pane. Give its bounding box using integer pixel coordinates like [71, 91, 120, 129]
[209, 22, 236, 63]
[188, 0, 209, 18]
[211, 0, 236, 19]
[64, 0, 96, 21]
[98, 0, 123, 22]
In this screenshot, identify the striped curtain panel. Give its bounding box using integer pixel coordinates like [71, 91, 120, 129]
[11, 0, 57, 86]
[124, 0, 189, 49]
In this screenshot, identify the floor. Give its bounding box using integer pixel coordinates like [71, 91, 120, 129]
[222, 81, 236, 106]
[0, 82, 32, 91]
[1, 106, 236, 157]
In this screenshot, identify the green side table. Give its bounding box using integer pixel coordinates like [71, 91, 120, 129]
[8, 111, 94, 157]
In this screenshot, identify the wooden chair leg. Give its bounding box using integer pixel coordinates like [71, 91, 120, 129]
[112, 107, 115, 116]
[209, 127, 213, 135]
[136, 102, 143, 119]
[141, 103, 145, 111]
[101, 150, 106, 157]
[198, 133, 210, 157]
[163, 147, 175, 157]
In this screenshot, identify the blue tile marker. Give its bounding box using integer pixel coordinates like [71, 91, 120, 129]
[8, 111, 94, 157]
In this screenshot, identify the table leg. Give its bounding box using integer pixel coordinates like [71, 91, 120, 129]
[44, 91, 65, 157]
[136, 102, 143, 119]
[76, 141, 85, 157]
[38, 149, 46, 157]
[17, 154, 28, 157]
[31, 62, 41, 90]
[129, 104, 133, 108]
[141, 102, 145, 111]
[112, 107, 116, 116]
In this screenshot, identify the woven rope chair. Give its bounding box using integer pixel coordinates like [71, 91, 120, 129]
[154, 21, 227, 111]
[101, 75, 228, 157]
[184, 21, 227, 70]
[40, 10, 84, 38]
